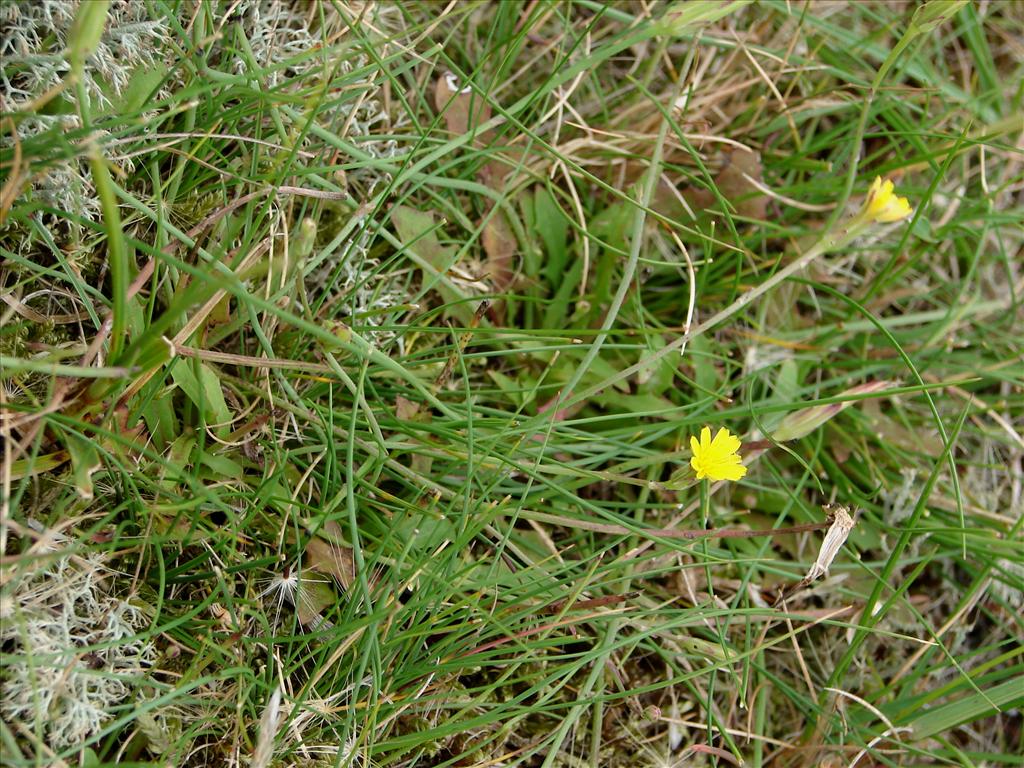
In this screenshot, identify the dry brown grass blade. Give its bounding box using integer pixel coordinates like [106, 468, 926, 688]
[174, 344, 331, 373]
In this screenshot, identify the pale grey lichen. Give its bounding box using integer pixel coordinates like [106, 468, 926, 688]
[881, 466, 920, 524]
[1, 0, 172, 229]
[0, 538, 155, 750]
[315, 246, 410, 352]
[234, 0, 321, 88]
[0, 0, 172, 113]
[225, 1, 406, 349]
[964, 443, 1024, 611]
[229, 0, 399, 194]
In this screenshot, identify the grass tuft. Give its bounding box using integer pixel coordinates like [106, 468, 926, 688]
[2, 1, 1022, 766]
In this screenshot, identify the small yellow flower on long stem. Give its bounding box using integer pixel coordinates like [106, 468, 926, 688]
[690, 426, 747, 482]
[860, 176, 912, 224]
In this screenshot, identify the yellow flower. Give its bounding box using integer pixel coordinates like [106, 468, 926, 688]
[861, 176, 912, 223]
[689, 426, 747, 482]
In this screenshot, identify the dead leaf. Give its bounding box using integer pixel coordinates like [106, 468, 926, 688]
[411, 448, 433, 479]
[433, 72, 519, 316]
[391, 205, 474, 323]
[305, 521, 355, 590]
[804, 504, 856, 583]
[395, 393, 433, 474]
[478, 154, 514, 192]
[396, 395, 420, 421]
[295, 575, 335, 626]
[773, 504, 856, 605]
[681, 148, 767, 220]
[718, 149, 767, 219]
[481, 209, 516, 291]
[434, 71, 490, 137]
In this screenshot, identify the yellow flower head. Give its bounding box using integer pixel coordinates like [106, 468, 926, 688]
[689, 426, 747, 482]
[861, 176, 912, 223]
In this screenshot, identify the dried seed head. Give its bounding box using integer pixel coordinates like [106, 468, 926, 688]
[806, 504, 857, 583]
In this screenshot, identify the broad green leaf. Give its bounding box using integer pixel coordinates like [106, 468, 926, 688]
[170, 359, 232, 437]
[198, 449, 244, 480]
[391, 205, 473, 323]
[636, 333, 678, 397]
[520, 341, 629, 393]
[592, 391, 675, 416]
[487, 369, 530, 407]
[64, 430, 101, 501]
[393, 508, 456, 552]
[115, 64, 166, 115]
[10, 452, 69, 481]
[906, 677, 1024, 738]
[68, 0, 110, 74]
[542, 257, 583, 329]
[688, 335, 718, 393]
[160, 432, 196, 491]
[140, 392, 178, 451]
[773, 358, 800, 404]
[306, 521, 355, 590]
[533, 187, 569, 288]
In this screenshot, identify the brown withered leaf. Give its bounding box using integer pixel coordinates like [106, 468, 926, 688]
[478, 153, 514, 191]
[411, 448, 433, 479]
[305, 520, 355, 590]
[434, 71, 490, 137]
[434, 72, 519, 310]
[295, 575, 335, 627]
[391, 204, 474, 323]
[773, 504, 856, 606]
[478, 201, 516, 324]
[395, 394, 432, 474]
[680, 148, 767, 220]
[718, 149, 767, 219]
[481, 208, 516, 292]
[395, 394, 420, 421]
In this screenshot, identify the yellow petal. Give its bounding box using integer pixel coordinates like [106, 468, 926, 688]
[711, 428, 741, 454]
[689, 425, 747, 483]
[714, 463, 747, 481]
[879, 196, 912, 222]
[860, 176, 912, 225]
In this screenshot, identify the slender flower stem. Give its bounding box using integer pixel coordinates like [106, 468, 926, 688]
[522, 510, 831, 540]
